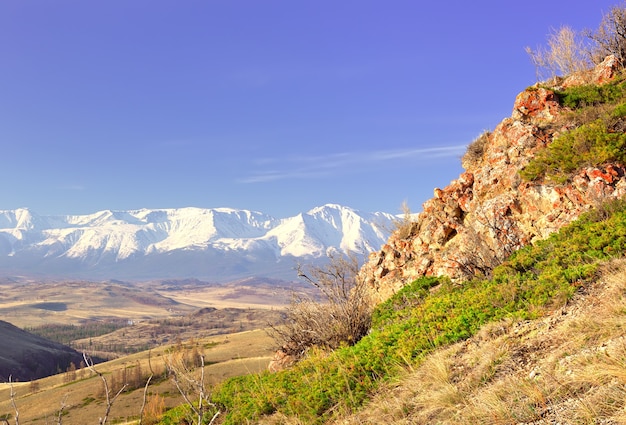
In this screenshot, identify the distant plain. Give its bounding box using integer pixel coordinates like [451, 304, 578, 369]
[0, 276, 305, 423]
[0, 277, 303, 328]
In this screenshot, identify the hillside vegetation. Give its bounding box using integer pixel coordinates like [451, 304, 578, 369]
[192, 28, 626, 423]
[0, 329, 276, 425]
[338, 257, 626, 424]
[207, 198, 626, 424]
[195, 10, 626, 424]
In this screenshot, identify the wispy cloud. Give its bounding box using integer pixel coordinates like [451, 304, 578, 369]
[239, 144, 466, 183]
[158, 140, 196, 148]
[57, 184, 86, 191]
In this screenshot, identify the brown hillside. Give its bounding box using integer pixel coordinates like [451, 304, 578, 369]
[0, 320, 85, 382]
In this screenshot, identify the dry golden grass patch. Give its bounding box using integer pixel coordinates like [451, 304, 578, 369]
[334, 259, 626, 425]
[0, 329, 275, 425]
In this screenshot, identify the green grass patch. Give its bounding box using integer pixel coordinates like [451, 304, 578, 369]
[520, 117, 626, 183]
[81, 397, 96, 407]
[555, 80, 626, 109]
[159, 403, 219, 425]
[207, 198, 626, 424]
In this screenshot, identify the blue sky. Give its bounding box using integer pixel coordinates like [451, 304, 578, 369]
[0, 1, 618, 218]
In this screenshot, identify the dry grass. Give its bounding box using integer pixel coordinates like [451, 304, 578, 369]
[391, 201, 418, 241]
[462, 131, 490, 168]
[71, 306, 283, 358]
[0, 277, 291, 423]
[0, 280, 196, 328]
[0, 329, 275, 425]
[334, 258, 626, 425]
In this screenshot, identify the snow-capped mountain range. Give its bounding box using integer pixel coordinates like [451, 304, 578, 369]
[0, 204, 396, 282]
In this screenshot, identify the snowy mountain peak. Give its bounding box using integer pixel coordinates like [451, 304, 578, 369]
[307, 203, 347, 214]
[0, 205, 395, 281]
[0, 208, 49, 231]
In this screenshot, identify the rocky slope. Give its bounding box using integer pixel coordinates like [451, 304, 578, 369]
[360, 56, 626, 303]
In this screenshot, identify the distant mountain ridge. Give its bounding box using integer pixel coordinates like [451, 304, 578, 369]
[0, 204, 395, 281]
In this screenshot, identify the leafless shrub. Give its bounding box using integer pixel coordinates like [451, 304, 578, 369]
[141, 393, 164, 425]
[453, 209, 521, 279]
[393, 201, 418, 240]
[585, 2, 626, 66]
[83, 352, 127, 425]
[526, 26, 593, 81]
[453, 226, 500, 279]
[167, 352, 220, 425]
[27, 381, 39, 394]
[8, 376, 18, 425]
[462, 131, 490, 168]
[138, 375, 155, 425]
[56, 395, 69, 425]
[138, 350, 157, 425]
[270, 254, 372, 359]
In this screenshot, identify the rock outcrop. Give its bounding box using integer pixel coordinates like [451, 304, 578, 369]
[360, 56, 626, 303]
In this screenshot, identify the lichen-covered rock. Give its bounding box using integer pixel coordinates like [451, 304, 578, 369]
[360, 58, 626, 304]
[512, 88, 561, 122]
[268, 348, 296, 373]
[561, 54, 620, 87]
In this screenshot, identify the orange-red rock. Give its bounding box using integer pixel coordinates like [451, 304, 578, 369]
[360, 58, 626, 304]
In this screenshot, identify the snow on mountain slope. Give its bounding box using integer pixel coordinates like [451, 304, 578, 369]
[266, 204, 392, 257]
[0, 205, 395, 281]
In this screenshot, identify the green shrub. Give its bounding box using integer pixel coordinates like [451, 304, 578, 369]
[612, 102, 626, 118]
[556, 81, 626, 109]
[520, 118, 626, 183]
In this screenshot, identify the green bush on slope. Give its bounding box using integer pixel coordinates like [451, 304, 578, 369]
[521, 78, 626, 183]
[521, 117, 626, 183]
[206, 199, 626, 425]
[557, 79, 626, 109]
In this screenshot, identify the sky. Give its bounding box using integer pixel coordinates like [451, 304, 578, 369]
[0, 1, 620, 219]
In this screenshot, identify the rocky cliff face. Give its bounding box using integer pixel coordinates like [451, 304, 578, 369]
[360, 56, 626, 303]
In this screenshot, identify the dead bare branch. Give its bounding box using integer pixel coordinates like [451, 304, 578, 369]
[526, 26, 593, 81]
[56, 394, 69, 425]
[8, 376, 18, 425]
[167, 351, 220, 424]
[585, 3, 626, 66]
[83, 352, 127, 425]
[138, 374, 153, 425]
